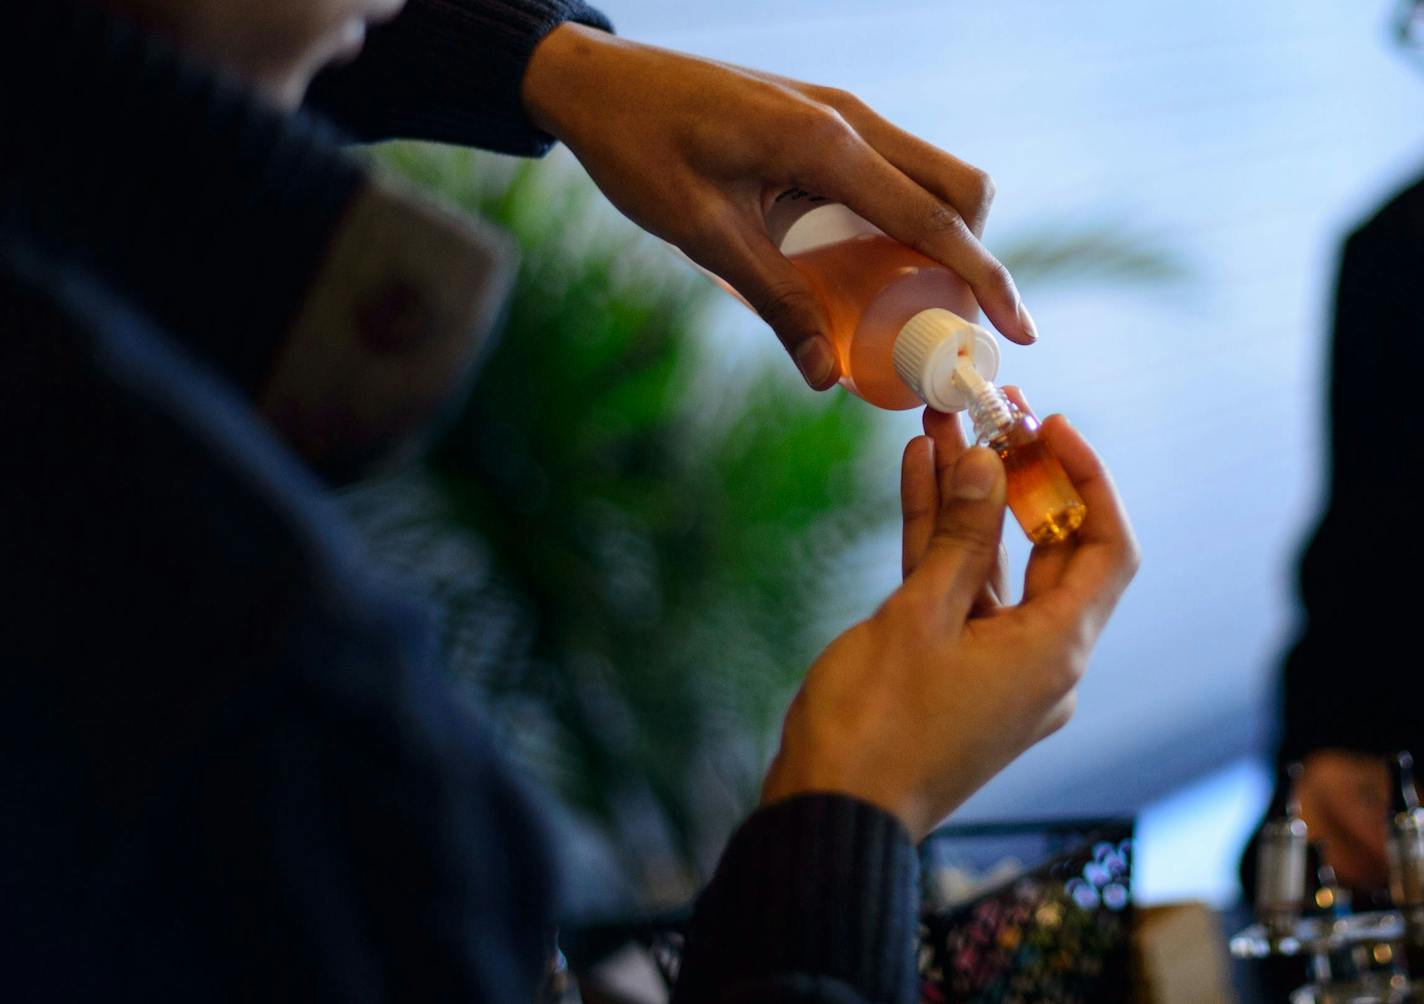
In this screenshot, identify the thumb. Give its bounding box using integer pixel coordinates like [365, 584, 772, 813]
[692, 222, 840, 390]
[911, 446, 1007, 624]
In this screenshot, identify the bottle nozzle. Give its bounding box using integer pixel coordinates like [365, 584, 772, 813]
[953, 355, 988, 395]
[890, 309, 1000, 412]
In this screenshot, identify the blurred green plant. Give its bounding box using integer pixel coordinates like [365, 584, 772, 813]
[353, 144, 888, 903]
[350, 143, 1186, 905]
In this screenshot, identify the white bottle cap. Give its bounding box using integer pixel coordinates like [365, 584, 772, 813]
[892, 309, 1000, 413]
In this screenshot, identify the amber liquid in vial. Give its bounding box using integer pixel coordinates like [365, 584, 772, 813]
[787, 233, 977, 410]
[989, 415, 1087, 545]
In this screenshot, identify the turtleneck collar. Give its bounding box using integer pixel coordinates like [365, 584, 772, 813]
[0, 0, 364, 395]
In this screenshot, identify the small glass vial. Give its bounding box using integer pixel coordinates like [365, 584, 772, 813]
[951, 357, 1086, 546]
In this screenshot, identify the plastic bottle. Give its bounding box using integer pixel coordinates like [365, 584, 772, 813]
[767, 192, 999, 411]
[768, 195, 1085, 540]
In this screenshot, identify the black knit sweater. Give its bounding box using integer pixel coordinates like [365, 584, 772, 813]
[0, 3, 919, 1001]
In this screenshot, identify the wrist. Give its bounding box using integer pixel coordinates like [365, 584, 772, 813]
[521, 21, 612, 140]
[762, 750, 934, 842]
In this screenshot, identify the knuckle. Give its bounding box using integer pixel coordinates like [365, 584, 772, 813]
[816, 86, 868, 117]
[1043, 692, 1078, 737]
[969, 168, 996, 209]
[802, 105, 860, 154]
[964, 169, 996, 230]
[1123, 537, 1144, 577]
[879, 584, 938, 630]
[1059, 651, 1089, 690]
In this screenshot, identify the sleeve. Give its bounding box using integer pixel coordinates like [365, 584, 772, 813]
[673, 795, 921, 1004]
[306, 0, 613, 155]
[1, 257, 559, 1001]
[1278, 182, 1424, 761]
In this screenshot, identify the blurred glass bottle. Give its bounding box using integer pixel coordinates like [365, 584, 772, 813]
[1386, 751, 1424, 978]
[1255, 762, 1309, 945]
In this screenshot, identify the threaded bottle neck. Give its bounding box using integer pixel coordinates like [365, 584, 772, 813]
[966, 381, 1019, 446]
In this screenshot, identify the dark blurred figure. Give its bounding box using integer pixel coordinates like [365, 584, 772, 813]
[1246, 0, 1424, 909]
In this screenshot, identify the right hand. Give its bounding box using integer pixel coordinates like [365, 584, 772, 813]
[762, 404, 1139, 841]
[522, 24, 1031, 390]
[1298, 749, 1390, 890]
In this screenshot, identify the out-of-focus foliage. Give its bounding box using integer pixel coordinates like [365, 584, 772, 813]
[354, 144, 887, 902]
[997, 221, 1189, 290]
[350, 144, 1186, 905]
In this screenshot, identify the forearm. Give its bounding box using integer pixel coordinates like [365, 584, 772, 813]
[306, 0, 611, 154]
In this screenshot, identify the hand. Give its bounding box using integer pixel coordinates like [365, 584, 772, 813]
[761, 399, 1138, 841]
[521, 24, 1034, 390]
[1298, 749, 1390, 890]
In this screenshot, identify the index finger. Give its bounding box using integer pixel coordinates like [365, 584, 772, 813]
[797, 131, 1033, 345]
[901, 435, 937, 580]
[833, 97, 998, 237]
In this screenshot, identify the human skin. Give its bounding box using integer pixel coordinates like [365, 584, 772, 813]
[91, 0, 1136, 840]
[521, 23, 1037, 390]
[100, 3, 1036, 389]
[764, 396, 1139, 841]
[100, 0, 405, 107]
[1297, 750, 1390, 890]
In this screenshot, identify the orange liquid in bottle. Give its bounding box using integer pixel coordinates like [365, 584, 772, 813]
[992, 416, 1087, 545]
[787, 234, 978, 409]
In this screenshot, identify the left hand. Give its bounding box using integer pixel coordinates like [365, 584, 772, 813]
[1296, 749, 1390, 891]
[521, 24, 1035, 391]
[762, 399, 1138, 840]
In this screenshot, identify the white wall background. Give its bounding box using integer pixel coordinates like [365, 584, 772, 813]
[594, 1, 1424, 823]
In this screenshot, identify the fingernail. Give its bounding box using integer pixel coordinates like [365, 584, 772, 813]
[1016, 299, 1038, 342]
[952, 448, 1000, 500]
[795, 337, 837, 389]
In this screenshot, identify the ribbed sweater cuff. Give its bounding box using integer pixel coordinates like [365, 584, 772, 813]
[677, 795, 919, 1004]
[309, 0, 613, 155]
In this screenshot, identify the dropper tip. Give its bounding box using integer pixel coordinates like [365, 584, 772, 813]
[953, 354, 988, 393]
